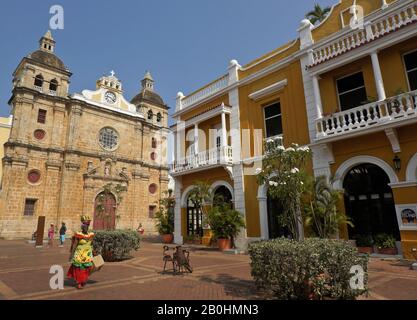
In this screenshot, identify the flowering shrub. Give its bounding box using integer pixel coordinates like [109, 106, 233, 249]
[257, 142, 312, 239]
[93, 230, 140, 262]
[248, 238, 368, 300]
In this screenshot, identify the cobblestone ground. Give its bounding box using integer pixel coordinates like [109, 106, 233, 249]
[0, 239, 416, 300]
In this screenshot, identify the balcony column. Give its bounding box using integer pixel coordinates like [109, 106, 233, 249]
[371, 52, 386, 101]
[312, 75, 323, 119]
[194, 123, 199, 155]
[221, 111, 227, 147]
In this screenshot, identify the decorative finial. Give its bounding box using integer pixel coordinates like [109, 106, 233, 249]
[110, 70, 115, 77]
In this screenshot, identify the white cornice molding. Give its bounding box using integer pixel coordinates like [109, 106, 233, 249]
[248, 79, 288, 101]
[389, 181, 417, 188]
[70, 93, 144, 119]
[183, 104, 231, 129]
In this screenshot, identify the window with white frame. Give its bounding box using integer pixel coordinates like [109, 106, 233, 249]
[264, 102, 283, 138]
[336, 72, 368, 111]
[404, 50, 417, 91]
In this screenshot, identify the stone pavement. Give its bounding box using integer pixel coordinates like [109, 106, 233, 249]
[0, 239, 416, 300]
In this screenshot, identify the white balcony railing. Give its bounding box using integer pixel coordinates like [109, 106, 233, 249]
[49, 90, 57, 96]
[310, 2, 417, 67]
[316, 90, 417, 139]
[170, 146, 233, 174]
[181, 75, 229, 109]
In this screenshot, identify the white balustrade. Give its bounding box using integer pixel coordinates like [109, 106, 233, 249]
[170, 146, 233, 174]
[316, 90, 417, 138]
[310, 3, 417, 66]
[181, 75, 229, 109]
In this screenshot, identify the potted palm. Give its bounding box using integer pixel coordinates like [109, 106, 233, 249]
[207, 204, 245, 251]
[155, 192, 175, 244]
[355, 234, 374, 254]
[375, 233, 398, 255]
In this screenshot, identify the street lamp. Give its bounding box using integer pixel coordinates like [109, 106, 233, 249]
[393, 155, 401, 172]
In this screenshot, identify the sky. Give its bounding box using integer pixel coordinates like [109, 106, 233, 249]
[0, 0, 336, 120]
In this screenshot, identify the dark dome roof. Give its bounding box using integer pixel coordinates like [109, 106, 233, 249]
[27, 50, 66, 70]
[131, 89, 165, 106]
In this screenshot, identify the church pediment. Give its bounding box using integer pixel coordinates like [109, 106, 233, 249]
[84, 160, 130, 183]
[71, 71, 144, 118]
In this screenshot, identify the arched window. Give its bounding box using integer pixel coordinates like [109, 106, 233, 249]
[156, 112, 162, 122]
[147, 110, 153, 120]
[152, 137, 157, 148]
[34, 74, 43, 88]
[49, 79, 58, 92]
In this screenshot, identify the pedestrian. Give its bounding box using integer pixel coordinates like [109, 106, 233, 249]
[67, 215, 95, 289]
[59, 222, 67, 247]
[48, 223, 55, 247]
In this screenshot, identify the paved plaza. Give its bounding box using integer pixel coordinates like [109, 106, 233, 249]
[0, 239, 416, 300]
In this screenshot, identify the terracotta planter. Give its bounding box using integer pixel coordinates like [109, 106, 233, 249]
[377, 247, 398, 255]
[357, 246, 373, 254]
[217, 238, 232, 251]
[162, 234, 174, 244]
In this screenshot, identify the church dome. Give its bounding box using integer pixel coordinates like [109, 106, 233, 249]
[25, 30, 68, 72]
[130, 71, 166, 107]
[27, 50, 66, 70]
[131, 90, 165, 106]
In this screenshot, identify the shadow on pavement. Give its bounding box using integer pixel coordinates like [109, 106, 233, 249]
[197, 274, 268, 300]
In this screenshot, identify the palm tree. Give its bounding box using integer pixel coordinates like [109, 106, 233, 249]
[305, 4, 331, 25]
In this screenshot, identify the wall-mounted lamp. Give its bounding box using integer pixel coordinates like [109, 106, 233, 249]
[393, 155, 401, 172]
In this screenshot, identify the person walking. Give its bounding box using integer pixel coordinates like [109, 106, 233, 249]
[59, 222, 67, 247]
[47, 223, 55, 247]
[67, 215, 95, 289]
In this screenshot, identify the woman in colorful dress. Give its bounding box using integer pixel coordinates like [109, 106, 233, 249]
[68, 215, 95, 289]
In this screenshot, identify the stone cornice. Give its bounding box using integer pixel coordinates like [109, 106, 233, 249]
[9, 86, 69, 106]
[5, 141, 169, 171]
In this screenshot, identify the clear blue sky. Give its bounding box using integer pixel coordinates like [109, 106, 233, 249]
[0, 0, 336, 118]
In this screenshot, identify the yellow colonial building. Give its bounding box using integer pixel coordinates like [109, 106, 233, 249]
[170, 0, 417, 259]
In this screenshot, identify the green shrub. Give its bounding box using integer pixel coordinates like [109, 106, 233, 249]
[355, 234, 374, 247]
[248, 238, 368, 300]
[93, 230, 140, 262]
[374, 233, 396, 249]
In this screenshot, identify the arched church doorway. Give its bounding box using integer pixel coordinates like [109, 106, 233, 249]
[266, 196, 290, 239]
[343, 164, 400, 240]
[213, 185, 233, 208]
[93, 192, 117, 230]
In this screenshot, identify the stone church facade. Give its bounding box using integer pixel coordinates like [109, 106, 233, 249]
[0, 31, 170, 239]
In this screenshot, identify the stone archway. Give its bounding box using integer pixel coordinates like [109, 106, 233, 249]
[343, 163, 400, 241]
[93, 192, 117, 230]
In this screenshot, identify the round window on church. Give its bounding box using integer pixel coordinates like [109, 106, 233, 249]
[149, 183, 158, 195]
[28, 170, 41, 184]
[99, 127, 119, 151]
[34, 129, 46, 140]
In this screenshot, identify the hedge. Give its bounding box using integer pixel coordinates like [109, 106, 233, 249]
[93, 230, 140, 262]
[248, 238, 368, 300]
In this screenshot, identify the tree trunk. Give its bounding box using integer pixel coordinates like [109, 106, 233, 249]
[296, 200, 305, 241]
